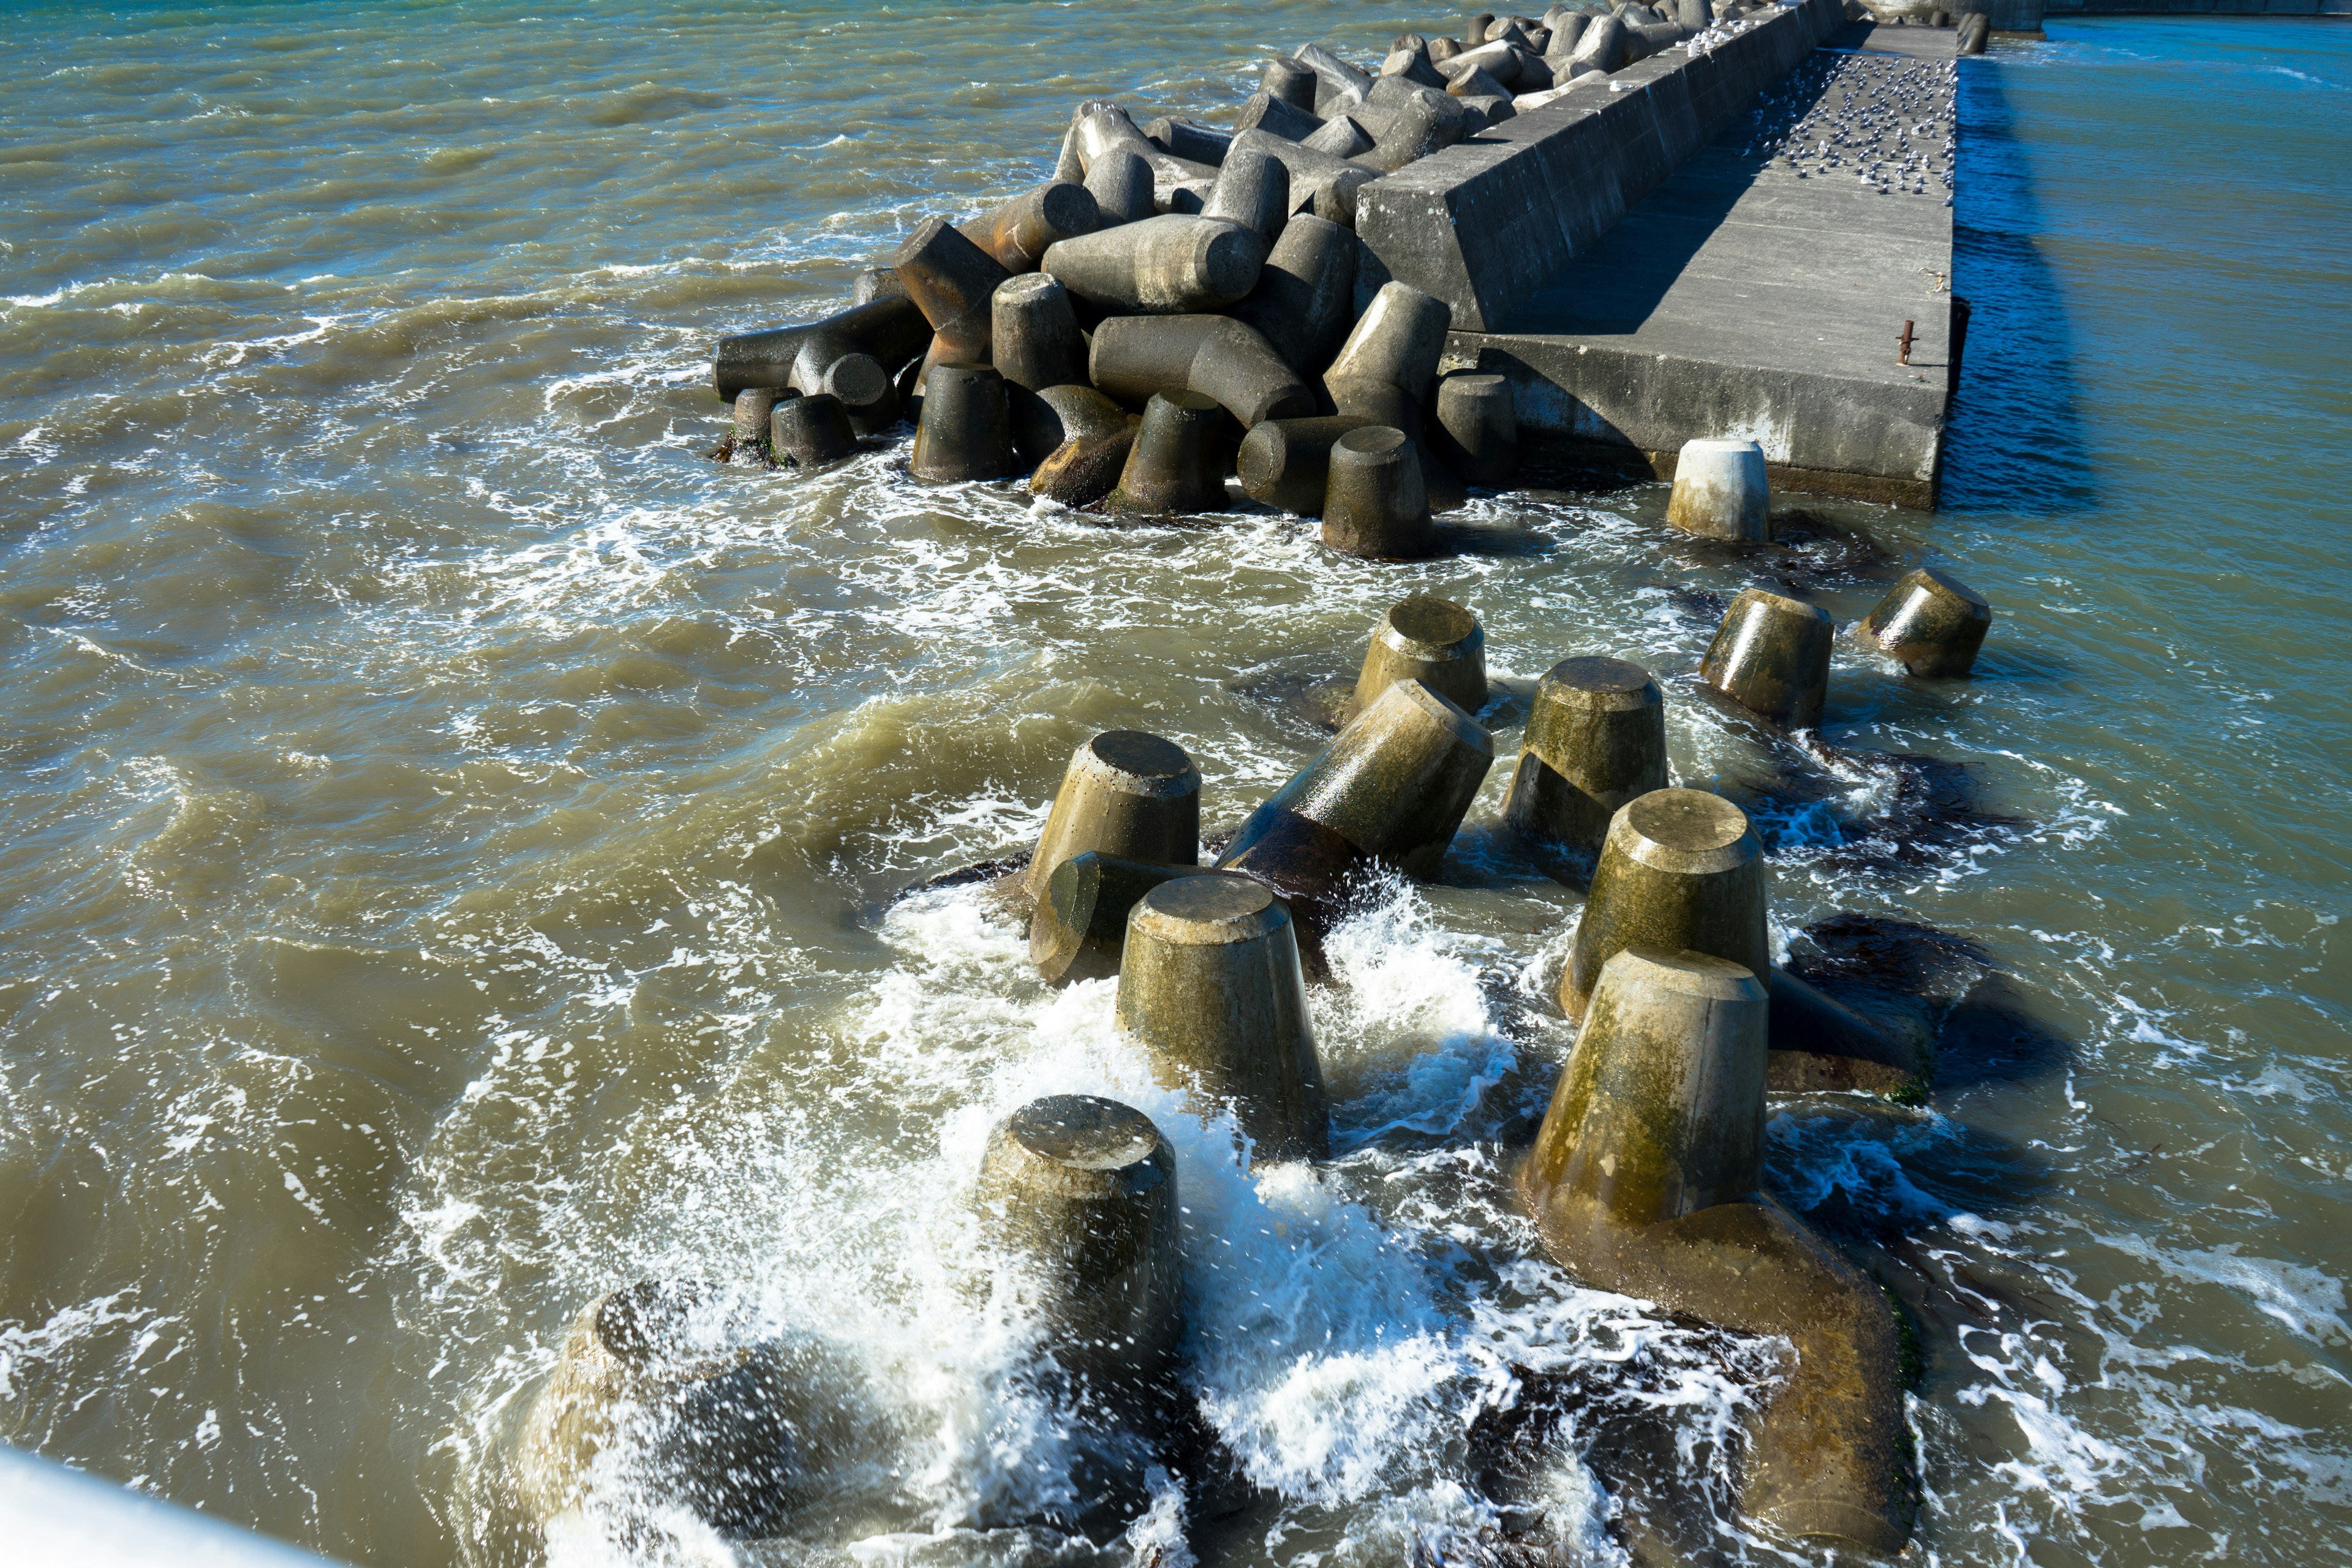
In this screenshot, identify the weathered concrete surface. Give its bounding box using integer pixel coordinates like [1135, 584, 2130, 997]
[1448, 23, 1962, 505]
[1357, 0, 1847, 334]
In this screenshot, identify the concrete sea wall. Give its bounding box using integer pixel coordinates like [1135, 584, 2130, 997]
[1357, 0, 1846, 333]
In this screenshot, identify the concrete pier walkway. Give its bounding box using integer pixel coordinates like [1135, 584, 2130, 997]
[1449, 24, 1964, 507]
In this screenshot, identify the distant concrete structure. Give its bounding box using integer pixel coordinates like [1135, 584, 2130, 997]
[1434, 20, 1964, 505]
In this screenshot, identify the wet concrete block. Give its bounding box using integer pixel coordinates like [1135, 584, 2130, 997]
[1504, 656, 1667, 861]
[1110, 389, 1231, 516]
[895, 216, 1014, 367]
[771, 392, 856, 467]
[1216, 677, 1494, 896]
[910, 361, 1017, 484]
[974, 1095, 1183, 1388]
[1116, 873, 1331, 1163]
[1323, 426, 1435, 559]
[1235, 415, 1376, 516]
[1561, 787, 1769, 1018]
[959, 179, 1101, 273]
[1031, 851, 1208, 985]
[1026, 730, 1202, 902]
[1858, 566, 1991, 677]
[1433, 371, 1519, 487]
[1699, 586, 1834, 729]
[1348, 595, 1487, 720]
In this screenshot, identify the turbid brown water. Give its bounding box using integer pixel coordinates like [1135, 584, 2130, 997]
[1, 6, 2348, 1567]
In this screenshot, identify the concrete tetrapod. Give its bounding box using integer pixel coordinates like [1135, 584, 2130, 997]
[712, 295, 930, 404]
[1559, 788, 1768, 1020]
[1224, 214, 1359, 377]
[1025, 730, 1202, 903]
[1084, 148, 1156, 228]
[1433, 372, 1518, 488]
[910, 363, 1016, 483]
[973, 1095, 1183, 1392]
[1327, 281, 1453, 405]
[1858, 566, 1992, 678]
[1110, 390, 1230, 516]
[1261, 57, 1319, 110]
[1014, 382, 1126, 469]
[1235, 415, 1374, 516]
[1200, 145, 1290, 245]
[1504, 657, 1668, 864]
[1667, 437, 1770, 541]
[1030, 401, 1142, 506]
[515, 1280, 794, 1536]
[1041, 215, 1264, 315]
[1699, 587, 1836, 730]
[894, 217, 1012, 368]
[1518, 948, 1912, 1554]
[959, 179, 1101, 273]
[1348, 595, 1487, 722]
[993, 273, 1087, 394]
[729, 388, 777, 467]
[1145, 117, 1233, 169]
[1031, 851, 1208, 985]
[1294, 42, 1373, 117]
[1090, 314, 1313, 429]
[1322, 426, 1434, 560]
[1362, 88, 1468, 173]
[770, 393, 856, 467]
[1115, 873, 1330, 1164]
[1227, 130, 1377, 228]
[1234, 91, 1325, 145]
[1302, 115, 1377, 159]
[1216, 678, 1494, 907]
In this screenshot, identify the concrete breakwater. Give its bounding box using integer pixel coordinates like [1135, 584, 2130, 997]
[616, 8, 2017, 1556]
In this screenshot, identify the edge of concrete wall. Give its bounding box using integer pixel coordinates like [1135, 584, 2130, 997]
[1355, 0, 1846, 333]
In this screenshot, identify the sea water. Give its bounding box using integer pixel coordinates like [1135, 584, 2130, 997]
[1, 5, 2347, 1566]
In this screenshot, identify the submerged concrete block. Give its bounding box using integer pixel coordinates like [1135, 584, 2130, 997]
[1042, 214, 1265, 314]
[1700, 587, 1834, 729]
[729, 387, 777, 467]
[959, 180, 1101, 274]
[1026, 730, 1202, 902]
[771, 392, 856, 467]
[1433, 371, 1519, 487]
[910, 362, 1016, 484]
[1225, 213, 1360, 377]
[1323, 426, 1434, 560]
[1117, 873, 1330, 1163]
[1090, 314, 1314, 428]
[1504, 656, 1667, 862]
[1216, 677, 1494, 901]
[1111, 390, 1230, 516]
[974, 1095, 1183, 1388]
[1031, 418, 1142, 508]
[1031, 851, 1208, 985]
[1561, 787, 1767, 1018]
[1349, 595, 1487, 720]
[1519, 948, 1912, 1554]
[1859, 567, 1991, 678]
[516, 1280, 794, 1536]
[1013, 382, 1126, 469]
[1235, 414, 1376, 516]
[1667, 437, 1770, 540]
